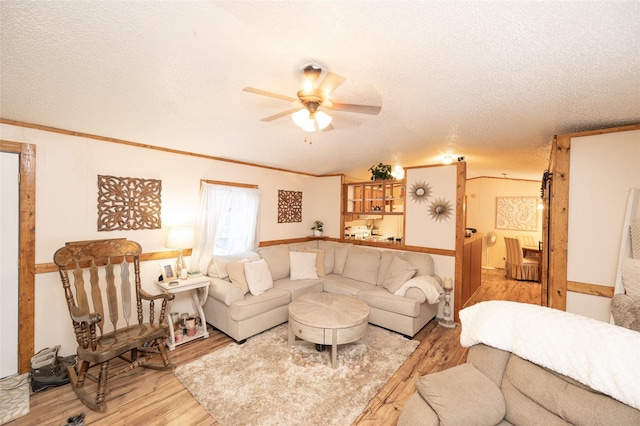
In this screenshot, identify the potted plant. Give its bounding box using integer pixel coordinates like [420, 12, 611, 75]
[311, 220, 324, 236]
[369, 163, 394, 181]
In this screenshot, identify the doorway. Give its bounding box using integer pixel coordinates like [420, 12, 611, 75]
[0, 140, 36, 374]
[1, 152, 19, 377]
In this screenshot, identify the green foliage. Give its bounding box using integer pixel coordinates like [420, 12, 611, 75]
[311, 220, 323, 231]
[368, 163, 394, 181]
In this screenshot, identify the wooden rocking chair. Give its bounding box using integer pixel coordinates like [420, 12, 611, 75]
[53, 238, 175, 411]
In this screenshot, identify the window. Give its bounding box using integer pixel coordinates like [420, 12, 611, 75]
[191, 182, 261, 273]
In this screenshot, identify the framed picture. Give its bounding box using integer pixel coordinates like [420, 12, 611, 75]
[495, 196, 538, 231]
[160, 261, 175, 282]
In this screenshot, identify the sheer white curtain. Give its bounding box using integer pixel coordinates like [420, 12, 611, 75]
[191, 183, 261, 273]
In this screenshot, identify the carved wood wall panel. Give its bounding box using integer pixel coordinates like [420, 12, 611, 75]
[97, 175, 162, 231]
[277, 190, 302, 223]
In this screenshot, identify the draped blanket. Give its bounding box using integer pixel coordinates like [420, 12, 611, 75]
[460, 301, 640, 410]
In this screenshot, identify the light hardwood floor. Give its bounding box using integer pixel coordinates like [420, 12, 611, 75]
[11, 269, 540, 426]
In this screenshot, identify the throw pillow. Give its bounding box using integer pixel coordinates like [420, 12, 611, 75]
[416, 363, 506, 425]
[382, 256, 418, 293]
[301, 249, 325, 277]
[289, 251, 319, 280]
[212, 251, 260, 279]
[243, 259, 274, 296]
[226, 260, 250, 295]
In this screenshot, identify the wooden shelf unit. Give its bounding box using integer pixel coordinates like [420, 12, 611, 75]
[343, 179, 405, 217]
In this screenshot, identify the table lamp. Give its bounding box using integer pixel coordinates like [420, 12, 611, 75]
[166, 227, 194, 279]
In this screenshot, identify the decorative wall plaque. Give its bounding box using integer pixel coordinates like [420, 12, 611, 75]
[97, 175, 162, 231]
[278, 190, 302, 223]
[428, 197, 453, 222]
[495, 196, 538, 231]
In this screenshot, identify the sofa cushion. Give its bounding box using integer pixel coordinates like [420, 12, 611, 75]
[257, 244, 290, 281]
[322, 274, 376, 296]
[244, 259, 274, 296]
[289, 251, 318, 280]
[382, 256, 418, 293]
[333, 245, 350, 275]
[416, 363, 506, 425]
[287, 241, 319, 251]
[208, 251, 260, 279]
[226, 260, 250, 295]
[357, 288, 421, 317]
[273, 278, 324, 300]
[502, 354, 640, 426]
[229, 287, 291, 322]
[342, 246, 381, 285]
[322, 247, 335, 275]
[377, 250, 435, 286]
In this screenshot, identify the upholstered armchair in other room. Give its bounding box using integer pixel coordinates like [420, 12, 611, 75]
[504, 237, 539, 282]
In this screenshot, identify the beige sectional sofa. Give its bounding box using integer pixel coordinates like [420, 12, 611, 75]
[399, 301, 640, 425]
[202, 240, 443, 342]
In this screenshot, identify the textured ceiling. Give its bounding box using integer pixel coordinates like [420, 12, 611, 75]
[1, 1, 639, 181]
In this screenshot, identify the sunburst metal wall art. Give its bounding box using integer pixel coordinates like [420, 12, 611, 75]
[428, 197, 453, 222]
[409, 180, 432, 204]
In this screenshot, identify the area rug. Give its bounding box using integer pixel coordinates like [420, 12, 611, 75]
[175, 324, 419, 426]
[0, 373, 29, 425]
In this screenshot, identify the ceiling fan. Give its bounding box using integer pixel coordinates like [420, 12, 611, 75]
[243, 63, 382, 132]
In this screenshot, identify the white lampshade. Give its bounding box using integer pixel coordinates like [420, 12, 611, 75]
[292, 108, 332, 132]
[292, 108, 310, 128]
[315, 110, 332, 130]
[166, 227, 194, 249]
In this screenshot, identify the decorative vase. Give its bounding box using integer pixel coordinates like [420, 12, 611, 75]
[313, 230, 322, 237]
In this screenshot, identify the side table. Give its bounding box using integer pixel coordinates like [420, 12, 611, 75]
[156, 276, 211, 350]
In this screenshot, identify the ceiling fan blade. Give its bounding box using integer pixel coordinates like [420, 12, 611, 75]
[328, 102, 382, 115]
[260, 107, 300, 122]
[317, 72, 346, 94]
[243, 87, 297, 103]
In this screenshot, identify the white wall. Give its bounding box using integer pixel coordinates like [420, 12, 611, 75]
[566, 129, 640, 321]
[0, 123, 341, 355]
[405, 165, 458, 311]
[466, 177, 542, 268]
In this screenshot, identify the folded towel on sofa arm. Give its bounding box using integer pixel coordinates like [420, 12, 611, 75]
[393, 275, 443, 304]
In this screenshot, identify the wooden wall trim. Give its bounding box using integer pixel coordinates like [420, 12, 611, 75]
[35, 248, 193, 275]
[548, 134, 570, 310]
[0, 140, 36, 374]
[566, 281, 615, 298]
[0, 118, 318, 178]
[201, 179, 258, 189]
[454, 162, 467, 322]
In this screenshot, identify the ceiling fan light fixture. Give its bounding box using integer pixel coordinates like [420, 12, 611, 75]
[292, 108, 310, 127]
[302, 120, 316, 133]
[315, 110, 332, 130]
